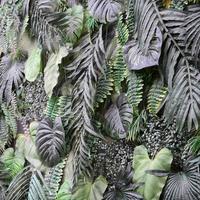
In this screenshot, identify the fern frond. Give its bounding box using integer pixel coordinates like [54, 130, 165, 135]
[45, 97, 59, 121]
[147, 81, 168, 115]
[127, 0, 135, 39]
[112, 46, 127, 92]
[0, 2, 21, 54]
[28, 170, 47, 200]
[57, 96, 72, 127]
[127, 71, 144, 108]
[0, 117, 9, 150]
[6, 166, 32, 200]
[117, 14, 129, 46]
[1, 104, 17, 138]
[95, 65, 114, 108]
[1, 148, 25, 178]
[44, 160, 66, 200]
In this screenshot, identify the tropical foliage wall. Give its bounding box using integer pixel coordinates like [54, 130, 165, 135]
[0, 0, 200, 199]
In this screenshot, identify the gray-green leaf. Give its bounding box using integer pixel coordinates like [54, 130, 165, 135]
[133, 145, 173, 200]
[25, 47, 42, 82]
[44, 46, 70, 97]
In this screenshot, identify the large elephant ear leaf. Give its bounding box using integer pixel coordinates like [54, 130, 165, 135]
[36, 117, 65, 167]
[72, 176, 108, 200]
[133, 145, 173, 200]
[105, 94, 133, 139]
[162, 157, 200, 200]
[88, 0, 123, 23]
[0, 56, 24, 102]
[124, 28, 162, 70]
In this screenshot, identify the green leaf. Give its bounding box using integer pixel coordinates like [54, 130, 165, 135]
[1, 148, 25, 178]
[44, 46, 70, 97]
[72, 176, 108, 200]
[56, 180, 72, 200]
[16, 134, 46, 171]
[25, 47, 42, 82]
[64, 5, 84, 43]
[133, 145, 173, 200]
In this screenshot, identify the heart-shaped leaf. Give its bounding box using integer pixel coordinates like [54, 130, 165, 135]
[36, 117, 65, 167]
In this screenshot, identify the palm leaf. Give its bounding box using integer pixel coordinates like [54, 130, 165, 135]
[162, 156, 200, 200]
[28, 170, 48, 200]
[36, 117, 65, 167]
[105, 94, 133, 138]
[65, 26, 105, 185]
[180, 5, 200, 66]
[6, 166, 32, 200]
[0, 56, 24, 103]
[164, 65, 200, 132]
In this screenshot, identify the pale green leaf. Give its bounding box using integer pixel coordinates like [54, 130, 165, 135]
[44, 46, 70, 97]
[1, 148, 25, 178]
[16, 134, 46, 171]
[25, 47, 42, 82]
[72, 176, 108, 200]
[56, 181, 72, 200]
[133, 145, 173, 200]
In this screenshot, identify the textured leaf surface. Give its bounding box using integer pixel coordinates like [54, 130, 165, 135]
[0, 56, 24, 102]
[162, 157, 200, 200]
[124, 28, 162, 70]
[88, 0, 123, 23]
[36, 117, 65, 167]
[133, 145, 173, 200]
[6, 167, 32, 200]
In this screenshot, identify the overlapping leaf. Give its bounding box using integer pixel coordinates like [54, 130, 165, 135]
[0, 56, 24, 103]
[164, 65, 200, 132]
[162, 157, 200, 200]
[88, 0, 124, 23]
[105, 94, 133, 138]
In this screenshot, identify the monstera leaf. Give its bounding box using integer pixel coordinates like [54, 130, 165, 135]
[0, 56, 24, 102]
[124, 28, 162, 70]
[161, 157, 200, 200]
[133, 145, 173, 200]
[72, 176, 108, 200]
[105, 94, 133, 138]
[36, 117, 65, 167]
[88, 0, 123, 23]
